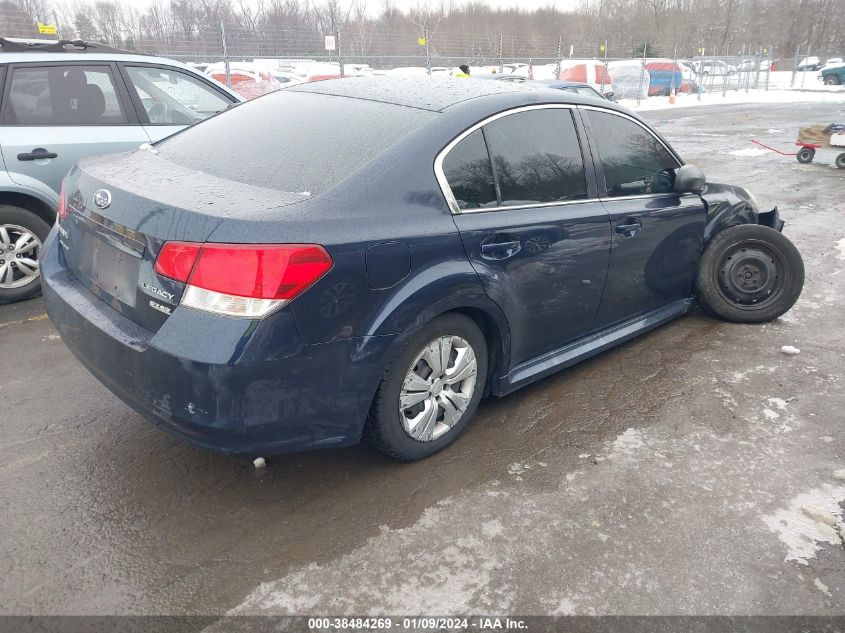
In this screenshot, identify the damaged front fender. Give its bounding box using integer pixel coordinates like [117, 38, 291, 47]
[700, 181, 783, 241]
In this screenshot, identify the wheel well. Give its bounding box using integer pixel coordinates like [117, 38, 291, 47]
[449, 307, 506, 395]
[0, 192, 55, 226]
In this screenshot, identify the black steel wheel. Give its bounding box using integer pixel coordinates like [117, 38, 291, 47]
[796, 147, 815, 163]
[696, 224, 804, 323]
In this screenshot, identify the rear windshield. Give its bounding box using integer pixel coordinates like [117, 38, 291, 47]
[157, 90, 436, 196]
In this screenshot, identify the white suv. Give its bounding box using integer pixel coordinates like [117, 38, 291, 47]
[0, 37, 240, 302]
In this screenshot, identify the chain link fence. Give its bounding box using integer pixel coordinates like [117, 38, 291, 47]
[2, 11, 840, 101]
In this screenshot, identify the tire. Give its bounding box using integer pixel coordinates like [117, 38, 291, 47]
[796, 147, 815, 163]
[0, 205, 51, 303]
[823, 75, 841, 85]
[366, 313, 488, 461]
[695, 224, 804, 324]
[836, 153, 845, 169]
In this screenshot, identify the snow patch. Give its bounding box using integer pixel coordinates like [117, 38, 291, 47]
[611, 428, 645, 456]
[814, 577, 832, 597]
[762, 483, 845, 565]
[836, 238, 845, 261]
[726, 148, 770, 157]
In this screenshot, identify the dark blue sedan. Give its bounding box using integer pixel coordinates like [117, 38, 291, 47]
[42, 78, 803, 460]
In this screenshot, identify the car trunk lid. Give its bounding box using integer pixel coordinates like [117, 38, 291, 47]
[60, 150, 311, 332]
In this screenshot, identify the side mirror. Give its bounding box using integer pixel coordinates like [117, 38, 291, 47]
[674, 164, 706, 194]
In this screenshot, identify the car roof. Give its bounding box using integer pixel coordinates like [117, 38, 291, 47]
[288, 76, 624, 113]
[540, 80, 592, 89]
[0, 37, 189, 69]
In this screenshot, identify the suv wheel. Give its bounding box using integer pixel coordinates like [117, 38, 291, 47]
[695, 224, 804, 324]
[824, 75, 841, 85]
[0, 205, 51, 303]
[366, 314, 488, 461]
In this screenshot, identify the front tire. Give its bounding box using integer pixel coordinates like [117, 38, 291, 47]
[824, 75, 841, 85]
[836, 153, 845, 169]
[0, 205, 50, 303]
[366, 313, 488, 461]
[695, 224, 804, 324]
[796, 147, 815, 163]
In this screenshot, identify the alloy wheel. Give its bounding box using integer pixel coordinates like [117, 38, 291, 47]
[0, 224, 42, 289]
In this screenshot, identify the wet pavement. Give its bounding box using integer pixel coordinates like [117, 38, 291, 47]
[1, 100, 844, 617]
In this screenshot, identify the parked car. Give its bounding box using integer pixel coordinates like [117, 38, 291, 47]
[204, 62, 281, 98]
[0, 37, 241, 302]
[698, 59, 736, 76]
[796, 56, 823, 71]
[539, 80, 614, 100]
[42, 78, 804, 461]
[819, 62, 845, 85]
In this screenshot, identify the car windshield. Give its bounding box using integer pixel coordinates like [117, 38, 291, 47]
[156, 90, 436, 196]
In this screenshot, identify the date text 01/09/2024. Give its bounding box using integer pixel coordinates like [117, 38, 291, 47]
[306, 617, 528, 630]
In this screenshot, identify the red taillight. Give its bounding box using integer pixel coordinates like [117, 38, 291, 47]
[57, 179, 67, 221]
[154, 242, 333, 318]
[154, 242, 202, 282]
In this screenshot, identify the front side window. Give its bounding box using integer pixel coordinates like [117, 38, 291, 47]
[586, 110, 680, 197]
[4, 65, 127, 125]
[441, 129, 497, 210]
[484, 108, 588, 206]
[125, 66, 233, 125]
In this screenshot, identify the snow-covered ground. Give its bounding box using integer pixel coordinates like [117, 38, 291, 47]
[624, 86, 845, 112]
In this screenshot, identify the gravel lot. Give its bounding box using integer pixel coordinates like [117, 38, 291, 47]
[1, 100, 843, 618]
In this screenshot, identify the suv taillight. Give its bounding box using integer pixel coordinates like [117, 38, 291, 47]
[56, 179, 67, 221]
[154, 242, 333, 318]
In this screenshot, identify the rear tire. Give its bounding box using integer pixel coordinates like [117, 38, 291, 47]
[0, 205, 51, 304]
[836, 153, 845, 169]
[796, 147, 815, 163]
[366, 313, 488, 461]
[695, 224, 804, 324]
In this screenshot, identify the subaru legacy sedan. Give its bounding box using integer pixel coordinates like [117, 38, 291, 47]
[41, 78, 803, 461]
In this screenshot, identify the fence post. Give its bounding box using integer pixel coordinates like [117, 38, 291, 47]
[555, 36, 562, 80]
[637, 42, 647, 106]
[801, 48, 808, 87]
[671, 43, 678, 96]
[791, 45, 800, 87]
[601, 39, 608, 96]
[220, 22, 230, 88]
[336, 28, 344, 77]
[498, 33, 503, 74]
[425, 28, 431, 76]
[766, 45, 773, 91]
[697, 47, 703, 101]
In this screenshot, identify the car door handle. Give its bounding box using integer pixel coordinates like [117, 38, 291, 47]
[17, 149, 58, 161]
[480, 239, 522, 260]
[615, 219, 642, 238]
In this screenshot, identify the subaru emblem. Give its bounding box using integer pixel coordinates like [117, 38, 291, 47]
[93, 189, 112, 210]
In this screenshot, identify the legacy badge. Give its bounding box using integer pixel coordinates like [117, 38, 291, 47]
[142, 282, 175, 303]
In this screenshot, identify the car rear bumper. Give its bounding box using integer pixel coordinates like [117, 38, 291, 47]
[40, 230, 396, 455]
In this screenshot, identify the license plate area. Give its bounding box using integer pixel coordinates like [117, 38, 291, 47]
[76, 232, 141, 307]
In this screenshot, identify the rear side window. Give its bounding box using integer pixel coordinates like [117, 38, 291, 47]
[484, 109, 588, 205]
[4, 65, 127, 125]
[125, 66, 233, 125]
[586, 110, 679, 197]
[157, 91, 435, 196]
[441, 129, 497, 210]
